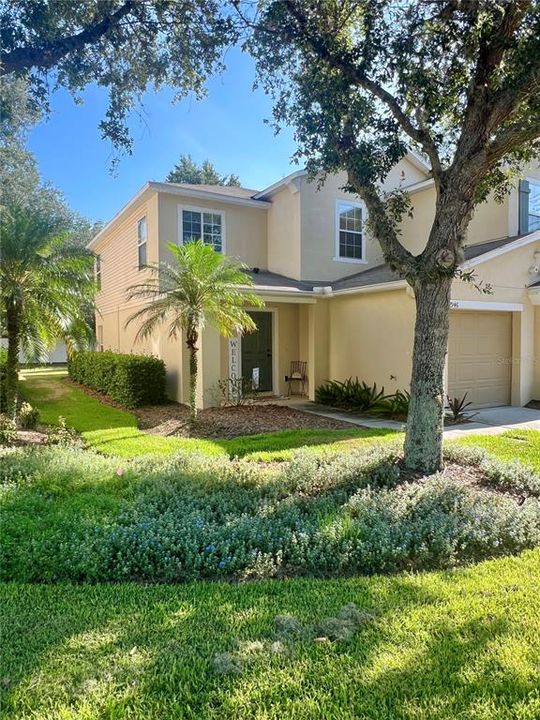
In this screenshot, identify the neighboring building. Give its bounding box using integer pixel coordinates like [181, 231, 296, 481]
[0, 339, 68, 365]
[89, 154, 540, 409]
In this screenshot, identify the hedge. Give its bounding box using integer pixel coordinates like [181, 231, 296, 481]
[68, 350, 166, 408]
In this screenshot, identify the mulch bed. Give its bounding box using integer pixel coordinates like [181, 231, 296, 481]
[526, 400, 540, 411]
[64, 378, 359, 439]
[138, 403, 357, 439]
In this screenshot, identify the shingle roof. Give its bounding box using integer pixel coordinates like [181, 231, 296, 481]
[331, 264, 401, 291]
[462, 236, 518, 260]
[244, 236, 527, 296]
[246, 270, 313, 292]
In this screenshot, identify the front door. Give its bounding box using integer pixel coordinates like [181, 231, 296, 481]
[242, 311, 273, 392]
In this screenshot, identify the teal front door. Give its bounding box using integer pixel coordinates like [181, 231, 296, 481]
[242, 312, 273, 392]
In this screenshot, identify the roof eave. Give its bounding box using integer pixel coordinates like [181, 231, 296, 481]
[87, 182, 153, 250]
[461, 230, 540, 270]
[148, 181, 271, 208]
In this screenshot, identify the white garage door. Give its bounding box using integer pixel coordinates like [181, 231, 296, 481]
[448, 311, 512, 408]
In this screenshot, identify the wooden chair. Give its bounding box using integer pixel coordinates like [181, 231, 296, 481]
[287, 360, 308, 397]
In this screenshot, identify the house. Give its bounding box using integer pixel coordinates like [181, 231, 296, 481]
[89, 154, 540, 409]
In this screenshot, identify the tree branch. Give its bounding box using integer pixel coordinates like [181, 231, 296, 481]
[486, 121, 540, 167]
[1, 0, 136, 75]
[279, 0, 442, 179]
[346, 169, 417, 277]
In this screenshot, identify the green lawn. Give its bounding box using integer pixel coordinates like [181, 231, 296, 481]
[19, 368, 397, 459]
[457, 430, 540, 472]
[2, 550, 539, 720]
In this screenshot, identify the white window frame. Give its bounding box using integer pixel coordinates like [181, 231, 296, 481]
[177, 204, 226, 253]
[334, 199, 367, 264]
[526, 176, 540, 233]
[137, 216, 147, 269]
[95, 255, 101, 290]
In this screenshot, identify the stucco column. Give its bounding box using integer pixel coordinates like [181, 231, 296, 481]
[307, 300, 330, 401]
[196, 325, 222, 409]
[512, 307, 535, 406]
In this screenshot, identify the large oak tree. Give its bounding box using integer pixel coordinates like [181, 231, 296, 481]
[242, 0, 540, 473]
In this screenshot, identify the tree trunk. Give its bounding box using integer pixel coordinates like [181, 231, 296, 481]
[186, 328, 199, 424]
[5, 298, 22, 416]
[403, 275, 453, 474]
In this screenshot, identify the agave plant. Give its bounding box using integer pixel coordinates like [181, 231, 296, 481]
[445, 393, 477, 423]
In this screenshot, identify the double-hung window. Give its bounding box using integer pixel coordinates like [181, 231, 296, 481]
[519, 179, 540, 234]
[137, 217, 147, 269]
[336, 201, 364, 261]
[180, 207, 224, 252]
[95, 255, 101, 290]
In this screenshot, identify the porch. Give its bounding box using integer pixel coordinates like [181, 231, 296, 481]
[197, 298, 330, 408]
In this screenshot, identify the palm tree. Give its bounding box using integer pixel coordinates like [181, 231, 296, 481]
[0, 200, 95, 414]
[126, 240, 264, 422]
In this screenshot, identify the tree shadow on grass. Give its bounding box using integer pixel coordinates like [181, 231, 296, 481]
[2, 551, 538, 719]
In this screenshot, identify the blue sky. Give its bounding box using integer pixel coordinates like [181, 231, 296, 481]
[28, 48, 298, 223]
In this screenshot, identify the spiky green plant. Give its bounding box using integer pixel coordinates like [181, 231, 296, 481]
[0, 200, 95, 413]
[126, 240, 264, 422]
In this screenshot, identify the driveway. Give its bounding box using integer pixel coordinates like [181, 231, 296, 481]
[287, 400, 540, 438]
[444, 406, 540, 438]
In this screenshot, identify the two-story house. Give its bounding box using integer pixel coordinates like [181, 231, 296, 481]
[89, 153, 540, 409]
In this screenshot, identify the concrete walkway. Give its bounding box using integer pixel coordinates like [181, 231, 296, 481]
[286, 401, 540, 438]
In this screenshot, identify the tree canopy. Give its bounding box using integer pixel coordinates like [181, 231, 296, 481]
[0, 0, 236, 152]
[242, 0, 540, 472]
[166, 154, 241, 186]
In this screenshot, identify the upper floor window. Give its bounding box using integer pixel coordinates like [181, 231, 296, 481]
[180, 207, 224, 252]
[335, 201, 365, 262]
[95, 255, 101, 290]
[137, 217, 147, 269]
[519, 179, 540, 234]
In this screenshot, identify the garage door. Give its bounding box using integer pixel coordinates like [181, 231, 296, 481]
[448, 311, 512, 408]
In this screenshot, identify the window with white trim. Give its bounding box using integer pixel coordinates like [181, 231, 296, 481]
[95, 255, 101, 290]
[519, 179, 540, 234]
[137, 217, 147, 269]
[181, 208, 223, 252]
[336, 201, 364, 260]
[528, 180, 540, 232]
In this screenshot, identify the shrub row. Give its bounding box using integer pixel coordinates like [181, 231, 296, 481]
[68, 350, 166, 407]
[1, 443, 538, 583]
[315, 377, 410, 416]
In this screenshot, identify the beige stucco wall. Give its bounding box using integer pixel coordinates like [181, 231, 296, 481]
[298, 158, 427, 281]
[400, 186, 511, 256]
[157, 192, 268, 269]
[400, 162, 540, 257]
[267, 187, 302, 279]
[534, 306, 540, 400]
[328, 288, 416, 395]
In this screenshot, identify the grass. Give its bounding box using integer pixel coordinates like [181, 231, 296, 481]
[19, 368, 397, 459]
[1, 550, 539, 720]
[19, 366, 137, 432]
[457, 430, 540, 472]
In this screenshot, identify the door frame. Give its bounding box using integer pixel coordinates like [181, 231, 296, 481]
[242, 307, 279, 396]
